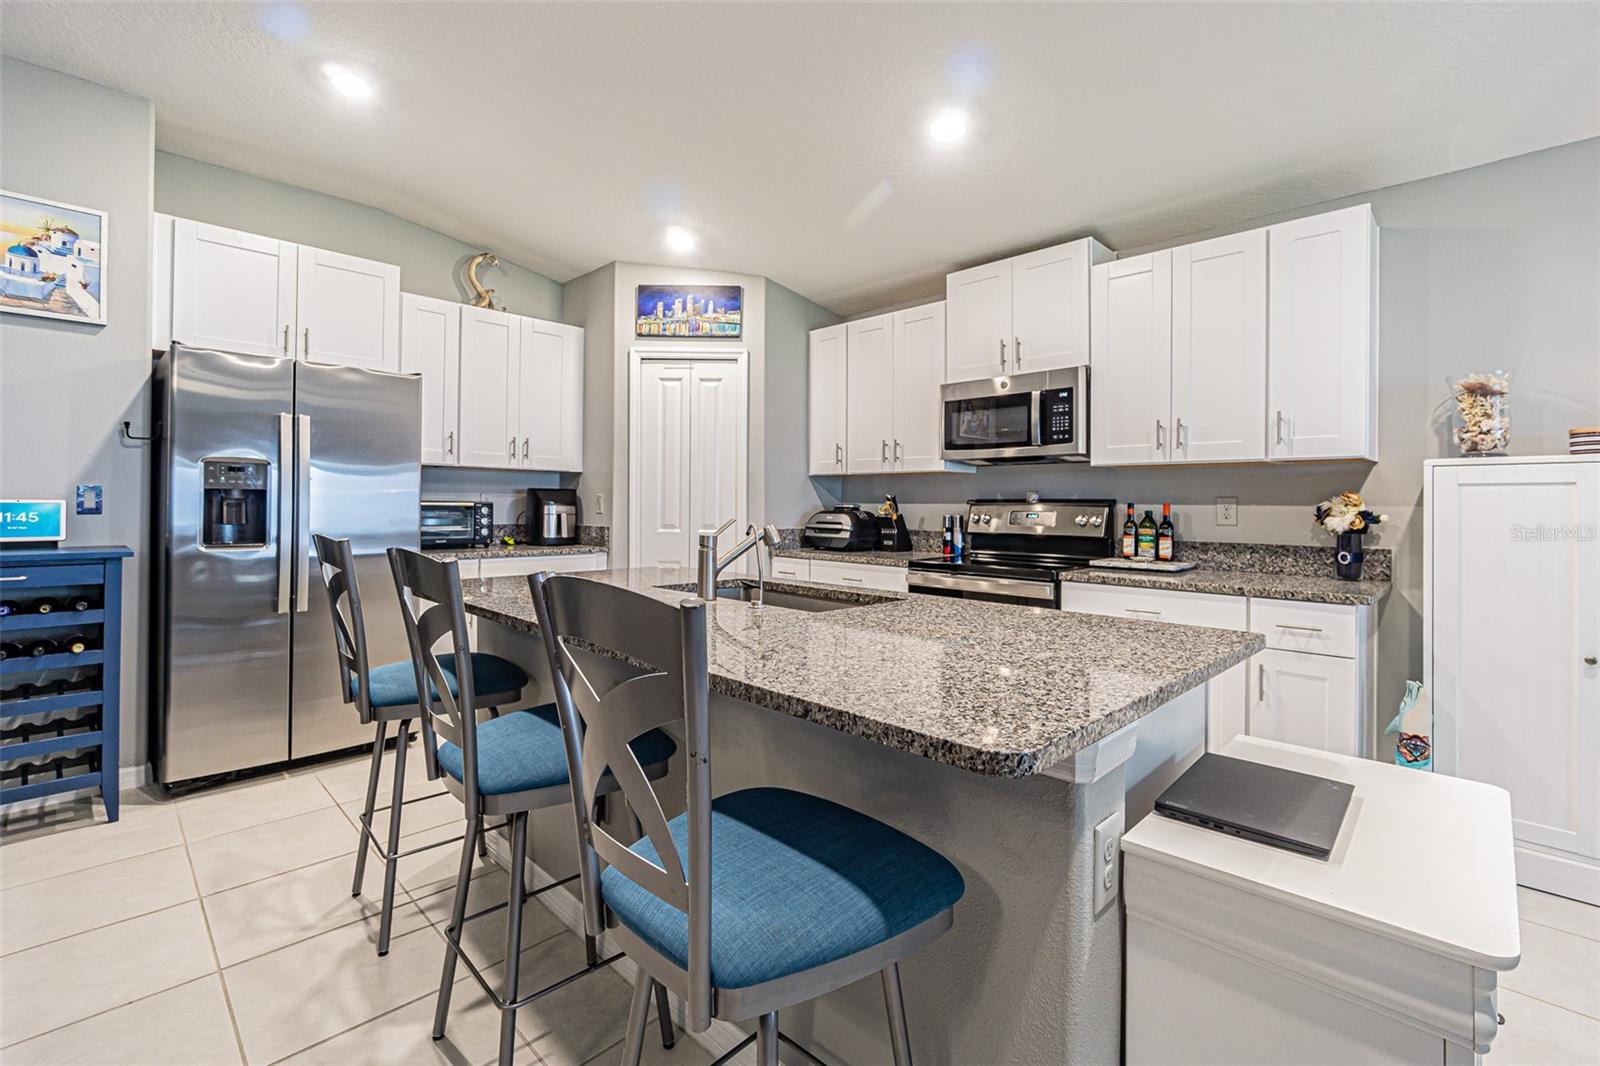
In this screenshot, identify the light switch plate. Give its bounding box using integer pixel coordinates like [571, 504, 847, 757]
[1092, 805, 1125, 915]
[595, 492, 605, 516]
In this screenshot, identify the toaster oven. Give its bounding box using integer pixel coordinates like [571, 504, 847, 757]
[419, 500, 494, 549]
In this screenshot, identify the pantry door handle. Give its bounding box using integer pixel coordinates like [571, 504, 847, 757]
[1276, 623, 1324, 633]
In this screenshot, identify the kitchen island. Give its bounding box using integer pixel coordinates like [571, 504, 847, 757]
[462, 567, 1263, 1064]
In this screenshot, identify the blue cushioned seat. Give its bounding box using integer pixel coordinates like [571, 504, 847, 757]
[354, 653, 528, 709]
[600, 787, 965, 989]
[436, 705, 678, 797]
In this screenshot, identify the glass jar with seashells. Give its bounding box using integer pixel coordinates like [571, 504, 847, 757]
[1452, 371, 1510, 456]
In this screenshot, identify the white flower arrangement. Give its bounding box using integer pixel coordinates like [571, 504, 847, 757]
[1314, 491, 1388, 536]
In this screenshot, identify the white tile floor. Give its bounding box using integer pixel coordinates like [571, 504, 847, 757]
[1, 749, 1597, 1065]
[0, 750, 717, 1066]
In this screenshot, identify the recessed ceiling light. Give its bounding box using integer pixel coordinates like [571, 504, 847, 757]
[322, 64, 374, 100]
[663, 226, 696, 253]
[927, 107, 970, 145]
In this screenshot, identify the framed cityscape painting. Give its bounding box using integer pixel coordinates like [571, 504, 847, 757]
[635, 284, 741, 338]
[0, 190, 107, 325]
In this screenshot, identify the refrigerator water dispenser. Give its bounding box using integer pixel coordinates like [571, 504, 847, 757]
[201, 459, 268, 547]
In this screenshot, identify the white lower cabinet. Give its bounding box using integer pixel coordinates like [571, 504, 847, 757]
[778, 557, 908, 594]
[1061, 583, 1373, 756]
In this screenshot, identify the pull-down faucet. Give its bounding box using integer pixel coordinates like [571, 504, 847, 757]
[697, 519, 783, 606]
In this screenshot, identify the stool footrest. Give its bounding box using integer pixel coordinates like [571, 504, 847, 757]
[707, 1032, 830, 1066]
[457, 872, 582, 928]
[443, 916, 621, 1012]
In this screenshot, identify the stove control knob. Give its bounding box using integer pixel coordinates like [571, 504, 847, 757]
[979, 513, 992, 525]
[1089, 515, 1103, 527]
[1075, 514, 1089, 527]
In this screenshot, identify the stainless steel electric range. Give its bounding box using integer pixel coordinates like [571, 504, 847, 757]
[906, 498, 1118, 607]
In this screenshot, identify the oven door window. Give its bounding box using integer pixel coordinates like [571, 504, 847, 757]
[944, 393, 1034, 451]
[420, 511, 472, 534]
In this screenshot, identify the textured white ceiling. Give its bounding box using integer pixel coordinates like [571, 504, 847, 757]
[4, 2, 1596, 314]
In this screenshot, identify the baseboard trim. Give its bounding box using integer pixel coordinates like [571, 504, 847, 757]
[120, 763, 152, 791]
[1516, 844, 1600, 906]
[482, 834, 757, 1062]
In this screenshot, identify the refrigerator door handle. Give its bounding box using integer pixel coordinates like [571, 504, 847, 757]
[276, 413, 295, 614]
[296, 414, 312, 612]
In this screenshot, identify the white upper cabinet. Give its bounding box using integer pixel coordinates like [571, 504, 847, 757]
[1010, 239, 1109, 373]
[1267, 204, 1378, 461]
[1090, 250, 1172, 466]
[891, 301, 948, 471]
[944, 259, 1012, 383]
[400, 293, 460, 465]
[845, 314, 894, 473]
[161, 215, 401, 373]
[170, 218, 297, 358]
[945, 237, 1112, 383]
[518, 317, 583, 472]
[295, 246, 401, 371]
[458, 307, 520, 469]
[1171, 229, 1267, 463]
[807, 323, 847, 475]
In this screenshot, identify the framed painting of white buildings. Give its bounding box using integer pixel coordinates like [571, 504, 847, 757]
[1, 190, 107, 325]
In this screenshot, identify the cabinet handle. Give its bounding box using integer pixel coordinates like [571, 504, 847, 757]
[1276, 623, 1324, 633]
[447, 430, 454, 456]
[1274, 410, 1286, 446]
[835, 442, 843, 466]
[841, 576, 864, 584]
[523, 437, 529, 460]
[508, 437, 516, 460]
[894, 439, 903, 463]
[1014, 337, 1022, 368]
[1155, 419, 1166, 453]
[1585, 656, 1597, 666]
[881, 439, 889, 464]
[282, 324, 290, 355]
[1125, 608, 1162, 616]
[1258, 663, 1266, 701]
[303, 327, 310, 356]
[999, 338, 1007, 371]
[1175, 417, 1186, 452]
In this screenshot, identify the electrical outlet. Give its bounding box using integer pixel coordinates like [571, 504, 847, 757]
[1216, 496, 1238, 527]
[1092, 805, 1125, 914]
[595, 493, 605, 516]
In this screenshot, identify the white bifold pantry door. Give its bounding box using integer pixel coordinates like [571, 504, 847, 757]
[633, 358, 748, 569]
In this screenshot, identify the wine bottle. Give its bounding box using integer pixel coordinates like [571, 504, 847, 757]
[1157, 503, 1175, 562]
[0, 641, 22, 660]
[60, 634, 90, 655]
[0, 600, 17, 617]
[65, 595, 93, 612]
[24, 638, 57, 658]
[1121, 504, 1137, 559]
[31, 597, 57, 615]
[1136, 509, 1158, 560]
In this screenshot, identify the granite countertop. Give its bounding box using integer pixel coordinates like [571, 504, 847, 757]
[461, 566, 1263, 778]
[1061, 566, 1390, 606]
[425, 544, 608, 562]
[771, 547, 919, 568]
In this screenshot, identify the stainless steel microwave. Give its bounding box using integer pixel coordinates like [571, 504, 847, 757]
[940, 367, 1089, 464]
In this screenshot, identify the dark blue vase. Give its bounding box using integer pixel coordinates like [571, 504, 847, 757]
[1335, 532, 1365, 581]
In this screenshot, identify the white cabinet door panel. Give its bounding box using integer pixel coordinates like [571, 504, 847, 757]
[1172, 229, 1267, 463]
[846, 314, 893, 473]
[1267, 205, 1376, 460]
[1091, 251, 1172, 466]
[945, 259, 1012, 383]
[891, 301, 946, 471]
[519, 318, 583, 471]
[688, 360, 748, 542]
[1430, 460, 1598, 861]
[1250, 649, 1359, 756]
[170, 219, 296, 358]
[635, 362, 693, 568]
[808, 324, 847, 475]
[1011, 239, 1094, 372]
[401, 294, 460, 465]
[808, 560, 907, 593]
[458, 307, 519, 469]
[295, 246, 401, 371]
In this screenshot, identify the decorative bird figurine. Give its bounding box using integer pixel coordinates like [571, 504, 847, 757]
[465, 252, 500, 309]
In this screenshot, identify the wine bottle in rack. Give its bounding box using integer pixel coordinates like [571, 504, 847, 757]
[65, 595, 94, 612]
[0, 600, 18, 617]
[60, 634, 91, 655]
[31, 597, 58, 615]
[0, 641, 24, 660]
[24, 638, 57, 658]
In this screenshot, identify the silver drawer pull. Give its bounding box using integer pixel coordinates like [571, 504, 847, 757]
[1275, 623, 1324, 633]
[1126, 608, 1162, 616]
[840, 576, 864, 584]
[0, 575, 28, 582]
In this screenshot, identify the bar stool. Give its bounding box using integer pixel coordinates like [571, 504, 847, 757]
[312, 533, 528, 957]
[387, 548, 679, 1066]
[530, 572, 966, 1066]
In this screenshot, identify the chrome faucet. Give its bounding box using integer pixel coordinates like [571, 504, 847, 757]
[697, 519, 783, 607]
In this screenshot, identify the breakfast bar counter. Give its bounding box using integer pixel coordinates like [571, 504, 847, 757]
[461, 566, 1262, 1065]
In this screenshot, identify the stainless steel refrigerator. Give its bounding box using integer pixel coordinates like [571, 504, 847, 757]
[153, 344, 421, 785]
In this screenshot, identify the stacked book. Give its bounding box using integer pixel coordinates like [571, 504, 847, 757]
[1572, 426, 1600, 455]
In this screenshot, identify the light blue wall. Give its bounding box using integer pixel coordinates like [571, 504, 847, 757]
[154, 152, 564, 320]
